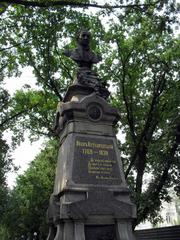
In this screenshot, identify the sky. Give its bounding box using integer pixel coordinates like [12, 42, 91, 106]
[4, 67, 45, 188]
[6, 133, 44, 188]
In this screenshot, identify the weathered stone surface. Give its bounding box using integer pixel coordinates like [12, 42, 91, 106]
[48, 88, 136, 239]
[47, 30, 136, 240]
[53, 133, 128, 195]
[46, 194, 60, 224]
[54, 92, 118, 138]
[72, 136, 121, 185]
[61, 189, 136, 221]
[85, 225, 115, 240]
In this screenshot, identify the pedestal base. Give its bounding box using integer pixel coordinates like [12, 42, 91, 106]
[47, 189, 136, 240]
[47, 90, 136, 240]
[48, 221, 136, 240]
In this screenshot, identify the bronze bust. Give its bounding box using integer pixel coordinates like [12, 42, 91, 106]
[63, 29, 109, 99]
[64, 29, 102, 69]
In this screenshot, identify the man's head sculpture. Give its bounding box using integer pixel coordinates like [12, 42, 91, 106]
[77, 29, 91, 48]
[64, 29, 101, 69]
[63, 29, 110, 99]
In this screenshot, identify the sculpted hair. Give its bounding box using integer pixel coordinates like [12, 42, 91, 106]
[76, 29, 91, 41]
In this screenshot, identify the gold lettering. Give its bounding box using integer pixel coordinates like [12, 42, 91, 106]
[82, 148, 93, 155]
[76, 140, 88, 147]
[88, 171, 100, 174]
[76, 140, 113, 149]
[99, 150, 108, 156]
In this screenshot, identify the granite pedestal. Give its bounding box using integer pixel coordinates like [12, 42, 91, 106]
[47, 85, 136, 240]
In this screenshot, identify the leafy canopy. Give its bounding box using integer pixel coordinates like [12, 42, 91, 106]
[0, 0, 179, 237]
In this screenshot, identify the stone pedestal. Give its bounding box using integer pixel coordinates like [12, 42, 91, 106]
[47, 85, 136, 240]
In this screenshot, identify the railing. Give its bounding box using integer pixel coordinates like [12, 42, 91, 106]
[135, 225, 180, 240]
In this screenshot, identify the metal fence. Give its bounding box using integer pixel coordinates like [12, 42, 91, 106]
[135, 225, 180, 240]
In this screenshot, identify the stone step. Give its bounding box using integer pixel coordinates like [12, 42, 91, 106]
[135, 226, 180, 240]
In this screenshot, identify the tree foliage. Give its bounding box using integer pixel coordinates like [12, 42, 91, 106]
[0, 0, 179, 237]
[100, 1, 180, 224]
[0, 80, 13, 223]
[1, 139, 58, 239]
[0, 0, 164, 11]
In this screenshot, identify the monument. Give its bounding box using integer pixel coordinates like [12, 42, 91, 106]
[47, 29, 136, 240]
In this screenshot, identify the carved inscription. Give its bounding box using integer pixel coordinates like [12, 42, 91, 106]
[72, 136, 121, 185]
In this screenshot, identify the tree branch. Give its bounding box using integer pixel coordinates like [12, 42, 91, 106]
[125, 94, 159, 179]
[138, 128, 179, 224]
[46, 36, 63, 101]
[28, 112, 55, 137]
[0, 110, 24, 128]
[116, 40, 137, 144]
[0, 4, 8, 16]
[0, 0, 161, 9]
[0, 63, 8, 73]
[28, 48, 63, 100]
[58, 55, 74, 82]
[125, 64, 169, 179]
[0, 39, 32, 52]
[0, 103, 38, 128]
[0, 99, 10, 110]
[27, 125, 52, 137]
